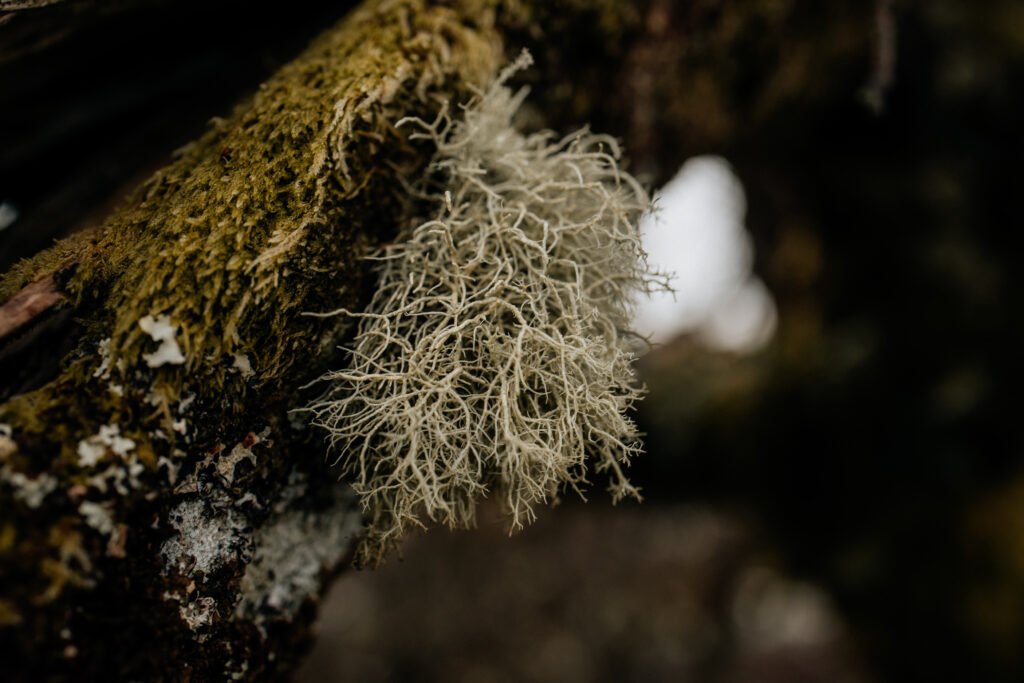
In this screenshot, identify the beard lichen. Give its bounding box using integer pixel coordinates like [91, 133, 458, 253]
[306, 53, 661, 564]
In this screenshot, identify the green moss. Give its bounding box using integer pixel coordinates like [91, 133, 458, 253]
[67, 2, 499, 390]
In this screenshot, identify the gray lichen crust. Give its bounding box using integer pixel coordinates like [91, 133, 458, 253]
[307, 54, 662, 564]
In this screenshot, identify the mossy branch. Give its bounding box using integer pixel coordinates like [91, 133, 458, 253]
[0, 0, 508, 678]
[0, 0, 876, 679]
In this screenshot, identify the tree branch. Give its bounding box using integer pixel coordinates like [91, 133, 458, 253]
[0, 0, 875, 679]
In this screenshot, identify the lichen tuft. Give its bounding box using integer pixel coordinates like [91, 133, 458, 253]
[306, 53, 662, 564]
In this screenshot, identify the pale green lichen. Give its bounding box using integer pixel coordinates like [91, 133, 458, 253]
[306, 53, 661, 563]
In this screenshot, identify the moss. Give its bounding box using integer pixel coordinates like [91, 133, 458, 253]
[57, 2, 499, 391]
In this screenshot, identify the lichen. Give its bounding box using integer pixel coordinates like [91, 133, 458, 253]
[306, 52, 662, 563]
[236, 490, 362, 623]
[6, 470, 57, 508]
[76, 424, 136, 468]
[77, 501, 114, 535]
[160, 498, 247, 578]
[138, 315, 186, 368]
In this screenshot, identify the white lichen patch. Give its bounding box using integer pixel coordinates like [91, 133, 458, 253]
[78, 501, 115, 535]
[7, 471, 57, 508]
[236, 493, 363, 622]
[86, 452, 145, 496]
[93, 338, 112, 379]
[76, 441, 105, 468]
[305, 53, 663, 557]
[161, 499, 247, 577]
[77, 424, 135, 468]
[139, 314, 186, 367]
[232, 353, 255, 379]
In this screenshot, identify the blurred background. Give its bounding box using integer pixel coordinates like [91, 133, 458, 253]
[3, 1, 1024, 681]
